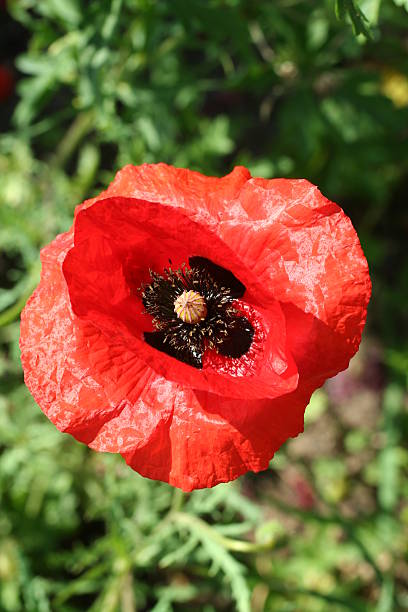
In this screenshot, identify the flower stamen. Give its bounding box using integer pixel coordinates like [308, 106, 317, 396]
[141, 259, 254, 368]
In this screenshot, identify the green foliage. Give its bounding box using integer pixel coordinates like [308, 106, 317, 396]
[0, 0, 407, 610]
[335, 0, 372, 37]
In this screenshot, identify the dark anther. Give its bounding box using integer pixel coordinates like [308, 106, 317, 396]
[215, 316, 254, 358]
[142, 259, 253, 368]
[144, 330, 203, 369]
[189, 256, 246, 299]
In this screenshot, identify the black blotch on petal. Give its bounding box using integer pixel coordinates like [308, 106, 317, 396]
[144, 331, 203, 369]
[189, 256, 246, 298]
[215, 317, 254, 358]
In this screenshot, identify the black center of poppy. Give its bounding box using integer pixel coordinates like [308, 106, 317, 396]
[141, 256, 254, 369]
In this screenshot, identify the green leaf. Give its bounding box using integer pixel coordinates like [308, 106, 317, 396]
[335, 0, 373, 38]
[40, 0, 81, 26]
[171, 513, 251, 612]
[392, 0, 408, 11]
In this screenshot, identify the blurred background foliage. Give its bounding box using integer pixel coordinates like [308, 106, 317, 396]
[0, 0, 407, 610]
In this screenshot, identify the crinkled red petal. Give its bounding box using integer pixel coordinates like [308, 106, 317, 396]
[216, 177, 371, 382]
[122, 383, 314, 491]
[20, 232, 172, 451]
[75, 163, 251, 219]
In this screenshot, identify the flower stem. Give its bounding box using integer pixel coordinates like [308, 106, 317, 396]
[51, 111, 94, 169]
[169, 487, 186, 513]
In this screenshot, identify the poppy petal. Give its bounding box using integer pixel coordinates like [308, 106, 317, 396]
[122, 381, 313, 491]
[75, 163, 251, 219]
[20, 232, 171, 451]
[217, 178, 371, 381]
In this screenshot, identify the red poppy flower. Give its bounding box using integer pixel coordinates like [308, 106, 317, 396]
[20, 164, 371, 491]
